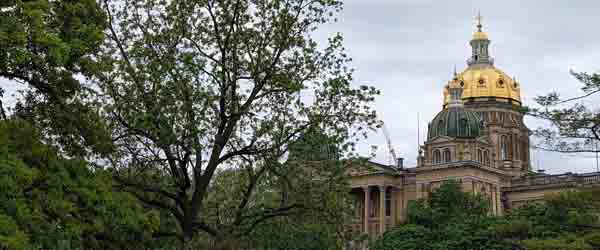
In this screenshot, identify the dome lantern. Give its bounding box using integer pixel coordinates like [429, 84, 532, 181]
[467, 12, 493, 66]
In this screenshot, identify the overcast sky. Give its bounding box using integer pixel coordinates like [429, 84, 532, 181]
[2, 0, 600, 174]
[316, 0, 600, 173]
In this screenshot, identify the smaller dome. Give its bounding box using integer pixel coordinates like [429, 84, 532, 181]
[473, 31, 488, 40]
[428, 108, 483, 139]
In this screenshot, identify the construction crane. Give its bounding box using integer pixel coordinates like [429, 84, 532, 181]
[381, 122, 398, 167]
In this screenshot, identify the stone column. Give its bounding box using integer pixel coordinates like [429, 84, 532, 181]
[362, 186, 370, 234]
[496, 186, 503, 216]
[391, 187, 396, 228]
[379, 185, 386, 234]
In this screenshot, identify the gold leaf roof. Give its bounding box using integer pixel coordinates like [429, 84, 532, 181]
[443, 65, 521, 107]
[473, 31, 488, 40]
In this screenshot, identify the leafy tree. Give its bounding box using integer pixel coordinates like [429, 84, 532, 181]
[96, 0, 378, 247]
[0, 0, 112, 157]
[527, 71, 600, 153]
[497, 188, 600, 250]
[370, 181, 515, 250]
[0, 119, 161, 250]
[241, 158, 356, 250]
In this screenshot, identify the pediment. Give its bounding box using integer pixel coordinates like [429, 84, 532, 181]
[346, 161, 397, 176]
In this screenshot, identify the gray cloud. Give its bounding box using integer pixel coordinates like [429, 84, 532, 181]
[318, 0, 600, 173]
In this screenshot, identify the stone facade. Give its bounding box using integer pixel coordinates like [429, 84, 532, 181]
[348, 163, 600, 236]
[347, 20, 600, 237]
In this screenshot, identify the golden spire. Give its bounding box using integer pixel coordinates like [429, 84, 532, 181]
[453, 65, 457, 78]
[472, 11, 488, 40]
[475, 10, 483, 32]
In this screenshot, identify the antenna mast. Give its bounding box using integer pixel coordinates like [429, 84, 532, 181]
[417, 112, 421, 153]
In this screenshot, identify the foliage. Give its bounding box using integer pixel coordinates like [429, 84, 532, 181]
[200, 146, 356, 250]
[0, 0, 112, 157]
[370, 180, 514, 250]
[498, 189, 600, 250]
[520, 238, 591, 250]
[370, 182, 600, 250]
[407, 180, 489, 227]
[526, 71, 600, 153]
[96, 0, 379, 246]
[247, 219, 340, 250]
[0, 120, 160, 250]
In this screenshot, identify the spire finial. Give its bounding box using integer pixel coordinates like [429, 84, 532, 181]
[475, 10, 483, 32]
[453, 65, 458, 78]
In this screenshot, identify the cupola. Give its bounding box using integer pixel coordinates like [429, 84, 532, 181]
[429, 80, 483, 139]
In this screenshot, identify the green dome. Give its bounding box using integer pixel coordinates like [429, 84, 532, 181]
[428, 107, 483, 139]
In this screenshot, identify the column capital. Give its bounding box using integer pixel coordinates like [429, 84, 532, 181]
[362, 186, 370, 191]
[378, 185, 386, 191]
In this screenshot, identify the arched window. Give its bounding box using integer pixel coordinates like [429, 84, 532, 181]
[433, 149, 441, 164]
[477, 149, 483, 162]
[484, 150, 490, 166]
[500, 135, 508, 160]
[443, 148, 451, 163]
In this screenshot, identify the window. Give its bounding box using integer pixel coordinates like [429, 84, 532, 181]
[385, 188, 392, 217]
[443, 148, 451, 163]
[484, 150, 490, 166]
[433, 149, 441, 164]
[370, 193, 375, 218]
[354, 195, 361, 218]
[514, 139, 519, 160]
[500, 135, 508, 160]
[437, 120, 444, 134]
[477, 149, 483, 162]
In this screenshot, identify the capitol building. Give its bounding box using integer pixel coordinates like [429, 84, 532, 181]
[346, 19, 600, 236]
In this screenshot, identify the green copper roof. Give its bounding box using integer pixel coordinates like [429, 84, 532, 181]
[428, 107, 483, 139]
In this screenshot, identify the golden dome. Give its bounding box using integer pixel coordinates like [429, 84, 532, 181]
[443, 65, 522, 107]
[473, 31, 488, 40]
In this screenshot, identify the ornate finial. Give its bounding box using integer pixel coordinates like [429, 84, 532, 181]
[475, 10, 483, 32]
[452, 65, 458, 80]
[447, 80, 464, 109]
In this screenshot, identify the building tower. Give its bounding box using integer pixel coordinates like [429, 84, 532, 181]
[432, 14, 531, 176]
